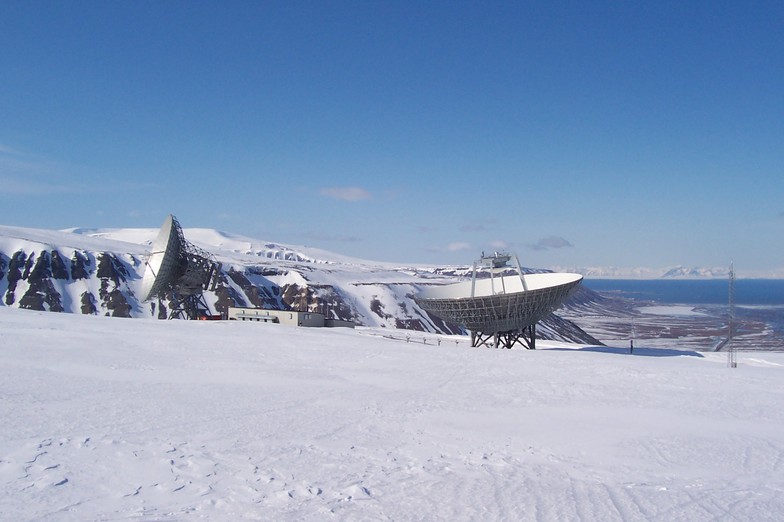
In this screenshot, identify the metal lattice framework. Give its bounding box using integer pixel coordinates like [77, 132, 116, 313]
[415, 253, 582, 349]
[141, 215, 221, 320]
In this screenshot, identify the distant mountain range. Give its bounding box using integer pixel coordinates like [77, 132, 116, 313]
[659, 266, 730, 279]
[551, 265, 783, 279]
[0, 224, 603, 345]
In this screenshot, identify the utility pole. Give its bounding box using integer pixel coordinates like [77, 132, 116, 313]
[728, 261, 737, 368]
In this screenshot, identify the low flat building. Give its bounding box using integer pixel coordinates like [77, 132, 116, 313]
[227, 307, 355, 328]
[227, 307, 325, 327]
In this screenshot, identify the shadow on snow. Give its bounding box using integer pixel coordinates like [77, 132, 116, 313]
[547, 345, 704, 358]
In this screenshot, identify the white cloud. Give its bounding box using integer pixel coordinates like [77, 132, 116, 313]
[447, 242, 471, 252]
[488, 240, 509, 249]
[319, 186, 371, 202]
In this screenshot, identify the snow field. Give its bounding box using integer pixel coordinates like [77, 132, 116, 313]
[1, 307, 783, 521]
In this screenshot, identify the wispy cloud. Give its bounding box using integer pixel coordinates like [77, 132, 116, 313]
[0, 143, 26, 155]
[426, 241, 473, 254]
[0, 144, 75, 195]
[447, 242, 471, 252]
[0, 144, 57, 180]
[0, 174, 159, 197]
[1, 143, 164, 197]
[319, 186, 371, 202]
[460, 224, 486, 233]
[528, 236, 574, 251]
[459, 218, 497, 233]
[381, 188, 401, 200]
[0, 176, 75, 195]
[112, 181, 161, 192]
[303, 231, 363, 243]
[126, 209, 165, 219]
[417, 224, 438, 233]
[488, 240, 509, 249]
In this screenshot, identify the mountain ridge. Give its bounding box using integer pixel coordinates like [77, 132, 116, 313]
[552, 264, 784, 280]
[0, 223, 603, 344]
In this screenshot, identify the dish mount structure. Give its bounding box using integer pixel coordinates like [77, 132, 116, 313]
[415, 252, 583, 349]
[140, 214, 222, 320]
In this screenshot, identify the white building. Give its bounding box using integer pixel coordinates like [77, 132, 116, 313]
[226, 307, 354, 328]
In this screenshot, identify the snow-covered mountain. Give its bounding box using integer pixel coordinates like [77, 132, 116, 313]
[0, 224, 601, 344]
[659, 265, 730, 279]
[551, 265, 663, 279]
[553, 265, 740, 279]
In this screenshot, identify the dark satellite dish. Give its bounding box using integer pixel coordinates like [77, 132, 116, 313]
[140, 214, 221, 319]
[415, 252, 582, 349]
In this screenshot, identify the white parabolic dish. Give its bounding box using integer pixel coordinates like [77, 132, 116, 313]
[139, 215, 185, 302]
[415, 272, 583, 333]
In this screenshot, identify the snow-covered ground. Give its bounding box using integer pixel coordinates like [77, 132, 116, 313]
[635, 305, 706, 317]
[2, 307, 783, 521]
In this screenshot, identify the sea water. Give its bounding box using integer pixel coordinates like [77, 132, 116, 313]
[583, 279, 784, 338]
[582, 279, 784, 306]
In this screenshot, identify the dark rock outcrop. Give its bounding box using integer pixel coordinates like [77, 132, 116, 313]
[101, 287, 131, 317]
[370, 297, 392, 319]
[28, 251, 52, 281]
[71, 251, 91, 280]
[2, 251, 65, 312]
[19, 278, 64, 312]
[226, 269, 280, 309]
[308, 286, 355, 322]
[213, 280, 247, 314]
[96, 252, 129, 285]
[51, 251, 69, 279]
[280, 283, 312, 312]
[96, 253, 133, 317]
[5, 251, 27, 305]
[81, 291, 98, 315]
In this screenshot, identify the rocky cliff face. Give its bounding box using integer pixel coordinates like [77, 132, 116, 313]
[1, 248, 139, 317]
[0, 230, 603, 345]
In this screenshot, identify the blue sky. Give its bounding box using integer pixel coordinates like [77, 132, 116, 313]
[1, 1, 782, 272]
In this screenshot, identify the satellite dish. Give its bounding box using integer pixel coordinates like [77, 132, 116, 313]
[415, 252, 582, 349]
[141, 214, 221, 319]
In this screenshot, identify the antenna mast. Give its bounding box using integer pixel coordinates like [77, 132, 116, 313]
[727, 261, 737, 368]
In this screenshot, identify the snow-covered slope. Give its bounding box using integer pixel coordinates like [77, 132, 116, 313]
[0, 224, 600, 344]
[1, 307, 782, 520]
